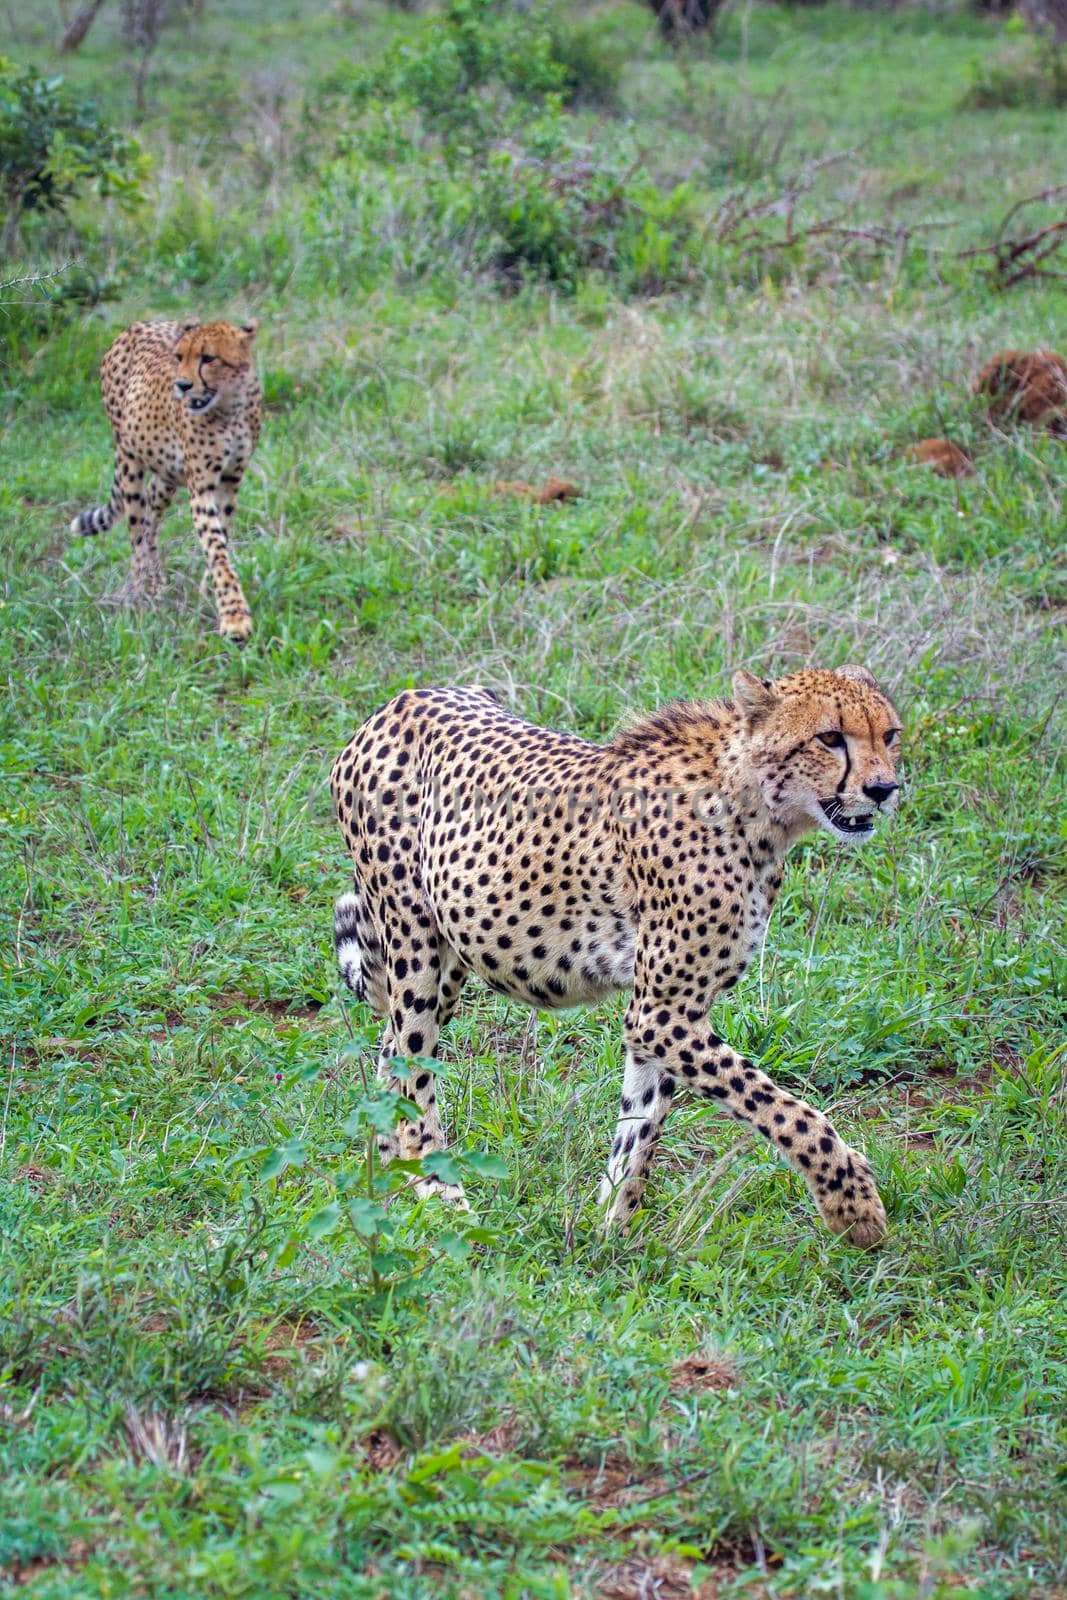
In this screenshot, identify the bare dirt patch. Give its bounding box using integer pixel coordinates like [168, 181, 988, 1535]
[566, 1455, 671, 1512]
[456, 1415, 525, 1457]
[256, 1315, 325, 1378]
[668, 1354, 738, 1395]
[214, 991, 324, 1023]
[1, 1540, 94, 1590]
[147, 992, 326, 1043]
[596, 1553, 725, 1599]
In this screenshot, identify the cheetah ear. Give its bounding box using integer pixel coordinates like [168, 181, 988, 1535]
[179, 315, 201, 334]
[239, 318, 259, 340]
[732, 668, 777, 725]
[836, 663, 880, 691]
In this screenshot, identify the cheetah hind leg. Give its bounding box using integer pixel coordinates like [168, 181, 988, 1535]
[336, 890, 399, 1163]
[336, 894, 468, 1207]
[380, 939, 470, 1210]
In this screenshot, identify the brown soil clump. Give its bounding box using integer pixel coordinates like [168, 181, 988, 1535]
[566, 1454, 670, 1511]
[492, 478, 582, 503]
[906, 438, 975, 478]
[975, 349, 1067, 433]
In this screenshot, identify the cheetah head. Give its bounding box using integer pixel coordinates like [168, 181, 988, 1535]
[173, 317, 258, 416]
[733, 664, 902, 844]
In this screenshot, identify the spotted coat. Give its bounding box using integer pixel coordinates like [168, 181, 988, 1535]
[71, 317, 262, 641]
[331, 666, 903, 1246]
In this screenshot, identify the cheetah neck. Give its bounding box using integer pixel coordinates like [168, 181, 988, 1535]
[604, 703, 800, 862]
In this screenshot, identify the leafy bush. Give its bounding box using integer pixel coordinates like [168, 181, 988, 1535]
[345, 0, 621, 147]
[962, 37, 1067, 107]
[469, 125, 701, 291]
[307, 6, 688, 298]
[0, 56, 148, 254]
[301, 103, 701, 296]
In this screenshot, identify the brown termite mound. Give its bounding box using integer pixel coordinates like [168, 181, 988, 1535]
[975, 349, 1067, 434]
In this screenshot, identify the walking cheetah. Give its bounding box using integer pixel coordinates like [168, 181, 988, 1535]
[71, 317, 262, 641]
[330, 666, 902, 1246]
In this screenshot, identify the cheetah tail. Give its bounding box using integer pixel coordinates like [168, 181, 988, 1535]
[334, 891, 367, 1000]
[69, 474, 123, 538]
[335, 888, 388, 1013]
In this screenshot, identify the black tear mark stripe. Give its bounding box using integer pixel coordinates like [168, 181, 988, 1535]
[836, 738, 852, 795]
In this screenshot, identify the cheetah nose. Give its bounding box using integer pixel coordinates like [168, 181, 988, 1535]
[863, 781, 898, 806]
[175, 380, 193, 393]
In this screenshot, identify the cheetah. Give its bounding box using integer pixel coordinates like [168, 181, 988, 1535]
[330, 666, 903, 1247]
[71, 317, 262, 642]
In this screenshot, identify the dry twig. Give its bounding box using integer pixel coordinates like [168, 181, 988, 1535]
[959, 185, 1067, 288]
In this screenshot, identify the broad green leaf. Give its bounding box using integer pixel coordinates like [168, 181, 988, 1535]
[460, 1150, 509, 1178]
[306, 1202, 341, 1240]
[259, 1139, 307, 1179]
[348, 1197, 390, 1237]
[421, 1151, 461, 1185]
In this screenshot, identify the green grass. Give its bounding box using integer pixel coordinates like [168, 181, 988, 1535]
[1, 2, 1066, 1596]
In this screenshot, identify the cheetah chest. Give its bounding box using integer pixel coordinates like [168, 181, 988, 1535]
[695, 861, 778, 992]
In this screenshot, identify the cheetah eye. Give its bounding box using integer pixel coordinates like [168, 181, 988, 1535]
[201, 354, 216, 364]
[816, 730, 845, 750]
[884, 728, 901, 748]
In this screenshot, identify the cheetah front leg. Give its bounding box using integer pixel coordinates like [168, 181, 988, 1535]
[188, 475, 253, 643]
[599, 1025, 676, 1229]
[603, 941, 886, 1248]
[691, 1039, 887, 1247]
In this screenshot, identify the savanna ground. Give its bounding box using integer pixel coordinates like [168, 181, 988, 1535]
[1, 0, 1066, 1595]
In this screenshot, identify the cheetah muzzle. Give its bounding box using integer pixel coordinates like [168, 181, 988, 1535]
[330, 666, 903, 1248]
[818, 798, 875, 837]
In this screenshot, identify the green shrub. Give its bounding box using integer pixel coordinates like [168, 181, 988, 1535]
[300, 102, 701, 296]
[0, 56, 149, 255]
[540, 9, 627, 107]
[345, 0, 622, 148]
[471, 126, 701, 292]
[961, 38, 1067, 107]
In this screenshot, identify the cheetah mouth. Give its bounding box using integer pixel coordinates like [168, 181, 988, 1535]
[819, 799, 875, 837]
[187, 390, 217, 413]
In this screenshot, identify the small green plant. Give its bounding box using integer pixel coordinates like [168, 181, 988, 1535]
[261, 1040, 506, 1299]
[0, 56, 149, 254]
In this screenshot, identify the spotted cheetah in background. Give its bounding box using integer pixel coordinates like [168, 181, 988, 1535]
[71, 316, 262, 641]
[331, 667, 902, 1246]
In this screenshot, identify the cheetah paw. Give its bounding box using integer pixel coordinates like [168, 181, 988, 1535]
[415, 1178, 469, 1210]
[113, 574, 163, 608]
[822, 1192, 887, 1249]
[220, 613, 253, 644]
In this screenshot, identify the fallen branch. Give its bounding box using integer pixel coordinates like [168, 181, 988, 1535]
[0, 261, 74, 307]
[705, 151, 928, 267]
[958, 184, 1067, 288]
